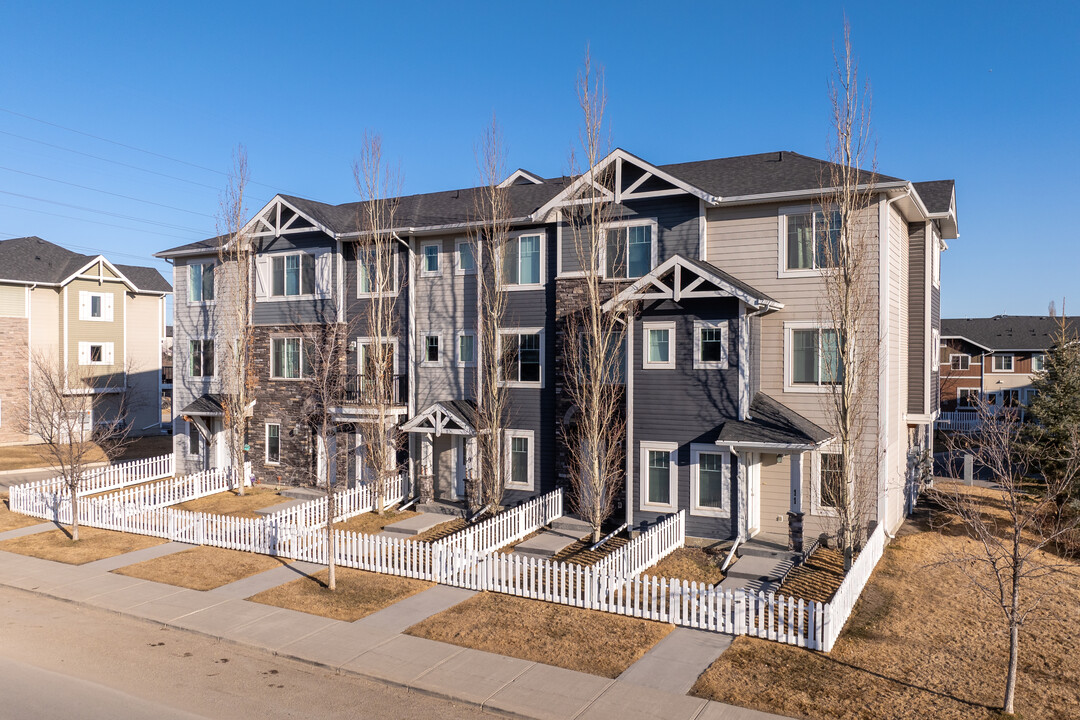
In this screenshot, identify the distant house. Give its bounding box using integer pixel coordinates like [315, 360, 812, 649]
[938, 315, 1078, 420]
[0, 236, 172, 445]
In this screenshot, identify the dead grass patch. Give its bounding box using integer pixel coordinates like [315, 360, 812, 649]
[172, 487, 292, 518]
[335, 509, 421, 535]
[0, 494, 46, 533]
[406, 591, 673, 678]
[644, 547, 726, 586]
[691, 496, 1080, 720]
[551, 535, 629, 566]
[112, 546, 287, 591]
[0, 444, 107, 472]
[0, 526, 166, 564]
[248, 566, 432, 621]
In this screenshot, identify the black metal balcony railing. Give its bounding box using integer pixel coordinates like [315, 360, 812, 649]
[343, 374, 406, 406]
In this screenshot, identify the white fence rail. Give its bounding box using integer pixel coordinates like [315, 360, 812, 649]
[432, 489, 564, 557]
[821, 523, 886, 651]
[9, 453, 175, 510]
[263, 474, 407, 529]
[934, 411, 981, 432]
[594, 511, 684, 579]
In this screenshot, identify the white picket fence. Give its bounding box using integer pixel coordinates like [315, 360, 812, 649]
[594, 511, 684, 579]
[820, 523, 886, 651]
[9, 453, 175, 508]
[263, 474, 408, 528]
[432, 489, 564, 557]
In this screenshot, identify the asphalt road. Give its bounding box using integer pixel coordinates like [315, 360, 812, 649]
[0, 585, 488, 720]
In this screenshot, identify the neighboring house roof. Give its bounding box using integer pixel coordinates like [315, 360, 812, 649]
[0, 236, 171, 292]
[941, 316, 1080, 352]
[715, 393, 833, 449]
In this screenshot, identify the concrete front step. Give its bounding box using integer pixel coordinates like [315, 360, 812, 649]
[377, 512, 449, 537]
[549, 515, 591, 533]
[279, 486, 323, 501]
[512, 516, 591, 560]
[415, 500, 467, 518]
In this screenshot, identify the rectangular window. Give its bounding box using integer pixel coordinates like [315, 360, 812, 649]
[818, 453, 843, 510]
[266, 424, 280, 465]
[189, 340, 214, 377]
[640, 441, 677, 509]
[424, 335, 441, 365]
[271, 253, 315, 297]
[90, 344, 103, 363]
[504, 430, 534, 489]
[503, 234, 542, 286]
[357, 339, 396, 395]
[785, 209, 840, 271]
[458, 332, 476, 366]
[950, 354, 970, 371]
[643, 321, 676, 369]
[958, 388, 979, 407]
[189, 262, 215, 302]
[79, 291, 113, 321]
[1032, 354, 1046, 372]
[501, 331, 542, 384]
[271, 338, 304, 379]
[456, 241, 476, 275]
[78, 341, 113, 366]
[421, 241, 441, 276]
[189, 423, 201, 457]
[790, 327, 842, 386]
[690, 444, 730, 517]
[694, 321, 728, 369]
[604, 223, 654, 279]
[90, 294, 102, 318]
[992, 355, 1014, 372]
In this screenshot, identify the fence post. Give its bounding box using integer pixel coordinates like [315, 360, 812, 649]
[821, 603, 833, 652]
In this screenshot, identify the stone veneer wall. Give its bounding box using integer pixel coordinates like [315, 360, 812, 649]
[0, 318, 30, 445]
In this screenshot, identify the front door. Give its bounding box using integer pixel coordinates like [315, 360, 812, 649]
[454, 436, 467, 500]
[747, 452, 761, 536]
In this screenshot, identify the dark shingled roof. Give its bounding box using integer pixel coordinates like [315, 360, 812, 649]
[912, 180, 955, 214]
[152, 234, 227, 258]
[941, 316, 1080, 352]
[0, 236, 171, 292]
[181, 394, 227, 417]
[715, 393, 833, 447]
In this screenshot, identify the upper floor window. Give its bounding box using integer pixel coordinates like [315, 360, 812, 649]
[500, 330, 543, 386]
[271, 337, 312, 379]
[79, 291, 114, 321]
[189, 262, 215, 302]
[456, 240, 476, 275]
[503, 234, 542, 287]
[992, 354, 1014, 372]
[357, 248, 398, 296]
[457, 331, 476, 367]
[643, 321, 676, 369]
[357, 338, 398, 392]
[786, 323, 842, 390]
[272, 253, 315, 297]
[694, 320, 729, 370]
[782, 209, 840, 272]
[604, 222, 655, 279]
[950, 354, 970, 371]
[189, 340, 214, 377]
[421, 241, 441, 277]
[422, 334, 442, 366]
[1032, 354, 1046, 372]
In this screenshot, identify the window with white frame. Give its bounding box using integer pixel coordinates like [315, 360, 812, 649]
[504, 429, 534, 489]
[420, 241, 441, 277]
[690, 444, 729, 517]
[640, 441, 677, 510]
[1032, 354, 1046, 372]
[500, 330, 543, 385]
[786, 324, 842, 389]
[188, 422, 202, 458]
[189, 340, 214, 377]
[456, 240, 476, 275]
[457, 331, 476, 367]
[811, 450, 842, 516]
[357, 247, 398, 296]
[957, 388, 980, 408]
[77, 341, 114, 366]
[782, 208, 840, 272]
[265, 423, 281, 465]
[502, 234, 542, 287]
[271, 252, 316, 297]
[950, 354, 970, 371]
[694, 321, 728, 370]
[79, 291, 113, 321]
[188, 262, 215, 302]
[1003, 389, 1022, 407]
[992, 354, 1014, 372]
[357, 338, 397, 394]
[271, 337, 311, 379]
[422, 334, 441, 366]
[604, 221, 655, 279]
[643, 321, 676, 369]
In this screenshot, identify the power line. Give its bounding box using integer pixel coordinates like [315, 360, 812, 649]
[0, 201, 202, 242]
[0, 165, 215, 218]
[0, 189, 209, 234]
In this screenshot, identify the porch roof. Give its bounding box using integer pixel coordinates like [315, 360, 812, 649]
[401, 399, 476, 436]
[714, 393, 833, 451]
[600, 254, 781, 313]
[180, 394, 228, 418]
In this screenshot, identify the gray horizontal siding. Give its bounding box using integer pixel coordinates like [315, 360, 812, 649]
[252, 233, 338, 326]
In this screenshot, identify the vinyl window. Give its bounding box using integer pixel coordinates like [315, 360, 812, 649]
[950, 354, 970, 371]
[421, 241, 441, 277]
[456, 241, 476, 275]
[78, 341, 114, 366]
[78, 291, 114, 321]
[503, 234, 542, 287]
[788, 326, 842, 388]
[604, 222, 655, 279]
[810, 451, 843, 516]
[422, 335, 442, 366]
[271, 337, 312, 379]
[504, 430, 534, 489]
[694, 321, 729, 370]
[500, 330, 543, 385]
[1032, 354, 1046, 372]
[271, 253, 316, 297]
[690, 444, 730, 517]
[189, 340, 214, 377]
[784, 209, 840, 271]
[265, 424, 281, 465]
[643, 321, 676, 369]
[992, 354, 1014, 372]
[188, 423, 202, 458]
[640, 441, 677, 511]
[357, 248, 397, 296]
[188, 262, 215, 302]
[457, 331, 476, 367]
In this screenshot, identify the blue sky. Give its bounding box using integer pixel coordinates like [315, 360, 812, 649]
[0, 1, 1076, 318]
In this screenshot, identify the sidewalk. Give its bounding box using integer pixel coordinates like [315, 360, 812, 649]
[0, 541, 790, 720]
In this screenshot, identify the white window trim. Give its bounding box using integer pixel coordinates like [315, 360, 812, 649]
[79, 290, 115, 321]
[265, 423, 281, 466]
[188, 338, 214, 378]
[600, 218, 659, 280]
[457, 330, 477, 367]
[261, 251, 320, 301]
[1031, 354, 1046, 372]
[783, 321, 841, 394]
[356, 246, 399, 298]
[420, 240, 442, 278]
[269, 336, 306, 380]
[186, 262, 216, 305]
[992, 354, 1014, 372]
[640, 440, 678, 512]
[421, 333, 443, 367]
[810, 450, 840, 517]
[357, 337, 400, 386]
[957, 387, 980, 400]
[693, 320, 729, 370]
[504, 429, 535, 490]
[498, 231, 546, 290]
[497, 327, 545, 388]
[777, 205, 840, 278]
[949, 353, 971, 371]
[455, 238, 477, 276]
[642, 321, 676, 370]
[690, 444, 730, 518]
[78, 341, 115, 367]
[187, 421, 202, 459]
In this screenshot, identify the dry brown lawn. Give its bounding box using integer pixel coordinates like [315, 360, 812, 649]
[248, 566, 432, 621]
[0, 526, 166, 564]
[172, 486, 292, 518]
[335, 508, 421, 534]
[692, 488, 1080, 720]
[0, 494, 46, 533]
[112, 546, 288, 591]
[0, 444, 108, 472]
[776, 546, 848, 604]
[644, 547, 726, 586]
[407, 591, 674, 678]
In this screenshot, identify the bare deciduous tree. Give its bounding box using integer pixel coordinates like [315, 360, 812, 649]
[354, 133, 404, 515]
[216, 147, 254, 495]
[936, 400, 1080, 716]
[818, 20, 880, 569]
[563, 50, 627, 543]
[19, 350, 133, 541]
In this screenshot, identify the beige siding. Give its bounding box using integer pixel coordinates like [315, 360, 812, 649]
[0, 283, 26, 317]
[66, 278, 125, 378]
[29, 287, 61, 359]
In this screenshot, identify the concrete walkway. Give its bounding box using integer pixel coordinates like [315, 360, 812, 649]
[378, 512, 451, 538]
[719, 536, 796, 594]
[513, 516, 592, 559]
[0, 543, 792, 720]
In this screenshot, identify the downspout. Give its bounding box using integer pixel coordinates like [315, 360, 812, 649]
[624, 311, 634, 531]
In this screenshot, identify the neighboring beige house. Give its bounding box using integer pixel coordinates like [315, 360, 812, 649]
[0, 236, 172, 446]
